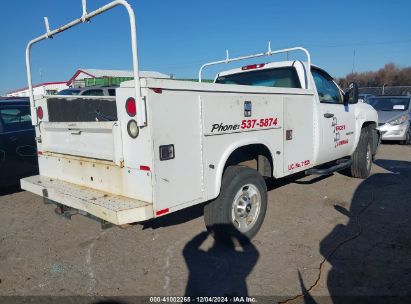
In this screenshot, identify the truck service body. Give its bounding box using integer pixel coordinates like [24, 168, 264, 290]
[21, 0, 379, 239]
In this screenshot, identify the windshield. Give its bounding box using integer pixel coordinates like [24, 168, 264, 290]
[215, 67, 301, 88]
[58, 89, 81, 95]
[366, 97, 410, 111]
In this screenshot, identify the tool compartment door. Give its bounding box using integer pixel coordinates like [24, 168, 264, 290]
[283, 96, 315, 173]
[149, 91, 204, 211]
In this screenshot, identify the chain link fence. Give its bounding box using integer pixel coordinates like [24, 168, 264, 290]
[359, 86, 411, 96]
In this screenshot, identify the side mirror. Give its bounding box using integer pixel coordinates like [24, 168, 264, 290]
[344, 82, 359, 105]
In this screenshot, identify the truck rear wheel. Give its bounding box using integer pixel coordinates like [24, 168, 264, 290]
[204, 166, 267, 242]
[350, 126, 373, 179]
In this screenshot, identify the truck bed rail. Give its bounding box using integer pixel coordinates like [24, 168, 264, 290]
[25, 0, 146, 126]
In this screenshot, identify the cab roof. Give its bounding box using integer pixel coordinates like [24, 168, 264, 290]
[0, 97, 29, 106]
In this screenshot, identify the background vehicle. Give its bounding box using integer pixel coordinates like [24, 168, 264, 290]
[57, 86, 118, 96]
[0, 97, 38, 187]
[366, 95, 411, 144]
[21, 0, 380, 241]
[358, 93, 373, 103]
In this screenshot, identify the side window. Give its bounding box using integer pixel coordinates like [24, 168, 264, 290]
[82, 89, 104, 96]
[108, 89, 116, 96]
[0, 106, 32, 131]
[312, 70, 343, 104]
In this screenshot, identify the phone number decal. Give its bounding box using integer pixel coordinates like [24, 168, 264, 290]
[241, 117, 278, 129]
[210, 117, 279, 133]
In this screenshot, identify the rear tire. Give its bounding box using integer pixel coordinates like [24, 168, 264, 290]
[204, 166, 267, 242]
[350, 126, 373, 179]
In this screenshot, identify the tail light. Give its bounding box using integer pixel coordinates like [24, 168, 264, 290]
[241, 63, 265, 71]
[125, 97, 136, 117]
[37, 106, 44, 120]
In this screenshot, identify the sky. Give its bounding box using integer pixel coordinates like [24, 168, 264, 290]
[0, 0, 410, 95]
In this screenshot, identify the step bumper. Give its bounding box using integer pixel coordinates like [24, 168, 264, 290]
[21, 175, 153, 225]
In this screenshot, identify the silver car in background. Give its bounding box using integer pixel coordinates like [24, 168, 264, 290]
[57, 86, 118, 96]
[358, 93, 373, 103]
[367, 95, 411, 144]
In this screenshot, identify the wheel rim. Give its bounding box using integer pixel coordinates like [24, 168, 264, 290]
[231, 184, 261, 233]
[366, 143, 372, 170]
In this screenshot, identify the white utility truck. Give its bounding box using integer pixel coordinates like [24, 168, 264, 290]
[21, 0, 380, 240]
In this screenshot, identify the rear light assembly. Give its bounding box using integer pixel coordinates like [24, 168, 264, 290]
[241, 63, 266, 71]
[127, 119, 139, 138]
[37, 106, 44, 120]
[125, 97, 136, 117]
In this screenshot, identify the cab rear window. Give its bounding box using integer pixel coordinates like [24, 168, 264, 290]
[215, 67, 301, 88]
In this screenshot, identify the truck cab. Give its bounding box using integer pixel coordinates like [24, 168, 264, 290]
[214, 60, 379, 171]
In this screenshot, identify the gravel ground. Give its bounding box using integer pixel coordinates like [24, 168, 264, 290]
[0, 144, 410, 303]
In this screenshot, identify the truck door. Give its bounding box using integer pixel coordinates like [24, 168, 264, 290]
[313, 69, 356, 164]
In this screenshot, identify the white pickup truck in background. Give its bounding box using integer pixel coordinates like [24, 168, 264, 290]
[21, 0, 380, 241]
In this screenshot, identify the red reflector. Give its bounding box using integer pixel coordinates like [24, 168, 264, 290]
[156, 208, 169, 216]
[151, 88, 162, 94]
[241, 63, 266, 71]
[125, 97, 136, 117]
[139, 165, 151, 171]
[37, 106, 44, 120]
[38, 151, 43, 155]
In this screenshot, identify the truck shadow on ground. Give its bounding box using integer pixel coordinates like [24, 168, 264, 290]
[183, 224, 259, 297]
[299, 159, 411, 303]
[141, 203, 205, 229]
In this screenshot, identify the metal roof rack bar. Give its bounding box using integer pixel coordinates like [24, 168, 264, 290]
[26, 0, 145, 125]
[198, 42, 311, 89]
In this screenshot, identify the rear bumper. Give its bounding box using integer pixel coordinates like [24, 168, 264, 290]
[21, 175, 153, 225]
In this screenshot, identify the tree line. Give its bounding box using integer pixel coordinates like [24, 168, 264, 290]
[337, 63, 411, 88]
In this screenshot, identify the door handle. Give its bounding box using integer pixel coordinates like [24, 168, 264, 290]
[324, 113, 334, 118]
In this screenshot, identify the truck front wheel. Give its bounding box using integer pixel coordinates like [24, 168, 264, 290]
[204, 166, 267, 242]
[402, 127, 411, 145]
[350, 126, 373, 179]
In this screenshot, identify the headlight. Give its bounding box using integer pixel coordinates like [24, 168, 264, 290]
[388, 115, 408, 126]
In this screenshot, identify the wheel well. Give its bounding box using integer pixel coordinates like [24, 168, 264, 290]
[362, 121, 376, 129]
[224, 144, 273, 178]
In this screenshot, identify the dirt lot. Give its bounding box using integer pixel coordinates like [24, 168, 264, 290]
[0, 144, 410, 303]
